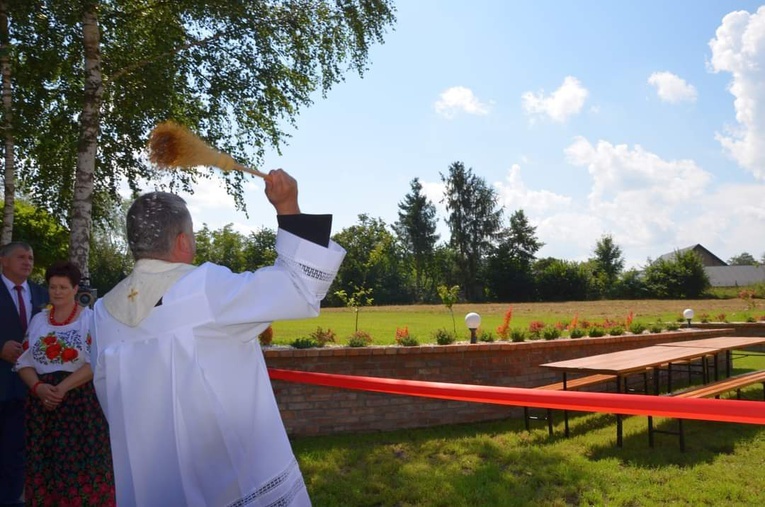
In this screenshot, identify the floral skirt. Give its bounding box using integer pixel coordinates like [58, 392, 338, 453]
[25, 371, 116, 507]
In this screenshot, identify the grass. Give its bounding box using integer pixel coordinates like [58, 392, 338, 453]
[271, 299, 765, 346]
[292, 352, 765, 506]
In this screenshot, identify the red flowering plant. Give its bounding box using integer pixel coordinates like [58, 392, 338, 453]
[528, 321, 546, 339]
[625, 311, 634, 328]
[495, 306, 513, 340]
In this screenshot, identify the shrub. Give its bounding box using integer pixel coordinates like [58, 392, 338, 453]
[649, 323, 664, 333]
[510, 328, 527, 343]
[309, 327, 336, 347]
[347, 331, 373, 347]
[588, 326, 605, 337]
[291, 337, 318, 349]
[258, 326, 273, 346]
[433, 328, 456, 345]
[397, 335, 419, 347]
[665, 322, 680, 331]
[542, 327, 561, 340]
[478, 330, 495, 343]
[746, 316, 757, 323]
[716, 313, 727, 323]
[642, 249, 710, 298]
[629, 322, 647, 334]
[395, 326, 419, 346]
[569, 327, 585, 339]
[528, 321, 545, 339]
[699, 313, 710, 323]
[609, 326, 625, 336]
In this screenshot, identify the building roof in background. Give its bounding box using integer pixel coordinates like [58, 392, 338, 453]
[656, 244, 728, 267]
[705, 266, 765, 287]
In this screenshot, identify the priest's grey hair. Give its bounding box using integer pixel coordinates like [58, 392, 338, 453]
[127, 192, 193, 260]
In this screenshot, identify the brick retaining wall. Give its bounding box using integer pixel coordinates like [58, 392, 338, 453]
[264, 328, 744, 437]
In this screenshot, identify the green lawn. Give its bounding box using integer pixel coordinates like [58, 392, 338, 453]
[291, 352, 765, 506]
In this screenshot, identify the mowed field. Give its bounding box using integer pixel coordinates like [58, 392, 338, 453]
[270, 299, 763, 346]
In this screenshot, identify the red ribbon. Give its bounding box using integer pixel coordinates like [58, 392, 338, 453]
[268, 368, 765, 425]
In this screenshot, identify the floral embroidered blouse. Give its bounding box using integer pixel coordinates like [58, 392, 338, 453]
[14, 307, 93, 374]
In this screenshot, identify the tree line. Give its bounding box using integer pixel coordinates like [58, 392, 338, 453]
[8, 160, 765, 305]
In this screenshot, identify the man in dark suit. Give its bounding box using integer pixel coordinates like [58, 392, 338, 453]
[0, 242, 48, 506]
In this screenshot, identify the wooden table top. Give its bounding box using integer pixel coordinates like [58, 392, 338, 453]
[657, 336, 765, 350]
[540, 345, 720, 376]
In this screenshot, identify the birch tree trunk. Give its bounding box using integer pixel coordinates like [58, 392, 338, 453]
[70, 3, 102, 279]
[1, 0, 15, 244]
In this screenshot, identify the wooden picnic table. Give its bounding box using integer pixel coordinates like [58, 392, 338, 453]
[658, 336, 765, 379]
[540, 344, 720, 447]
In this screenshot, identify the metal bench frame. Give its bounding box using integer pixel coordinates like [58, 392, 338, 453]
[648, 370, 765, 451]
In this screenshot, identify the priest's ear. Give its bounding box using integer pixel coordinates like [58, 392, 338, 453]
[172, 231, 196, 264]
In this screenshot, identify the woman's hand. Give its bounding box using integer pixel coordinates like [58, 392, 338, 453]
[36, 383, 65, 410]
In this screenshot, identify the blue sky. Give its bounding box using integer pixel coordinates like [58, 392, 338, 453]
[174, 1, 765, 269]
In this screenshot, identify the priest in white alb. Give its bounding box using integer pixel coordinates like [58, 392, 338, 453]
[91, 169, 345, 507]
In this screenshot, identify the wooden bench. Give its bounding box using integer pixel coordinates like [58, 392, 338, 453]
[524, 374, 616, 436]
[648, 370, 765, 451]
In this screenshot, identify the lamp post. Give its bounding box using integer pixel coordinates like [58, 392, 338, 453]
[465, 312, 481, 344]
[683, 308, 694, 329]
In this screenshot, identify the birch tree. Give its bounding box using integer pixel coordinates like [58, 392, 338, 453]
[12, 0, 396, 276]
[1, 0, 15, 244]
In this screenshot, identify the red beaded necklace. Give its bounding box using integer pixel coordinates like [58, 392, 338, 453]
[49, 304, 79, 326]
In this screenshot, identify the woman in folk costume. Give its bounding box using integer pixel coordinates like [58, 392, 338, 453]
[14, 261, 115, 506]
[91, 169, 345, 507]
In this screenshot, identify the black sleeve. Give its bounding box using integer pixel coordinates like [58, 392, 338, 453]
[276, 214, 333, 248]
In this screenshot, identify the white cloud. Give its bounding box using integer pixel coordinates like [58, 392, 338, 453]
[561, 137, 718, 264]
[708, 6, 765, 180]
[434, 86, 491, 119]
[647, 71, 698, 103]
[564, 136, 711, 204]
[521, 76, 588, 123]
[420, 179, 446, 214]
[495, 164, 571, 215]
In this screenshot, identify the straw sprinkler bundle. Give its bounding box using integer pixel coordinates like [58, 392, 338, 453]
[148, 121, 267, 179]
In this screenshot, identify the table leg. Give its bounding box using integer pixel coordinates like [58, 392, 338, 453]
[563, 373, 570, 437]
[726, 350, 732, 377]
[616, 376, 624, 447]
[653, 367, 660, 395]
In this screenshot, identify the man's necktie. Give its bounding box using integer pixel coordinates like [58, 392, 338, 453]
[14, 285, 28, 334]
